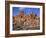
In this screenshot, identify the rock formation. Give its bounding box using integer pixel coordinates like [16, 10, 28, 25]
[13, 11, 40, 30]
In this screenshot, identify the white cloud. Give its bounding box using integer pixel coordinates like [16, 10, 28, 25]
[19, 7, 25, 11]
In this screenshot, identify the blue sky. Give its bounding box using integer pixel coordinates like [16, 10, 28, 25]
[12, 7, 40, 16]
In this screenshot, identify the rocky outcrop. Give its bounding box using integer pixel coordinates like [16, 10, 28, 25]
[13, 12, 40, 30]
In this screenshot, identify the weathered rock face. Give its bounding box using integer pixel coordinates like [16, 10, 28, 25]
[13, 12, 40, 30]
